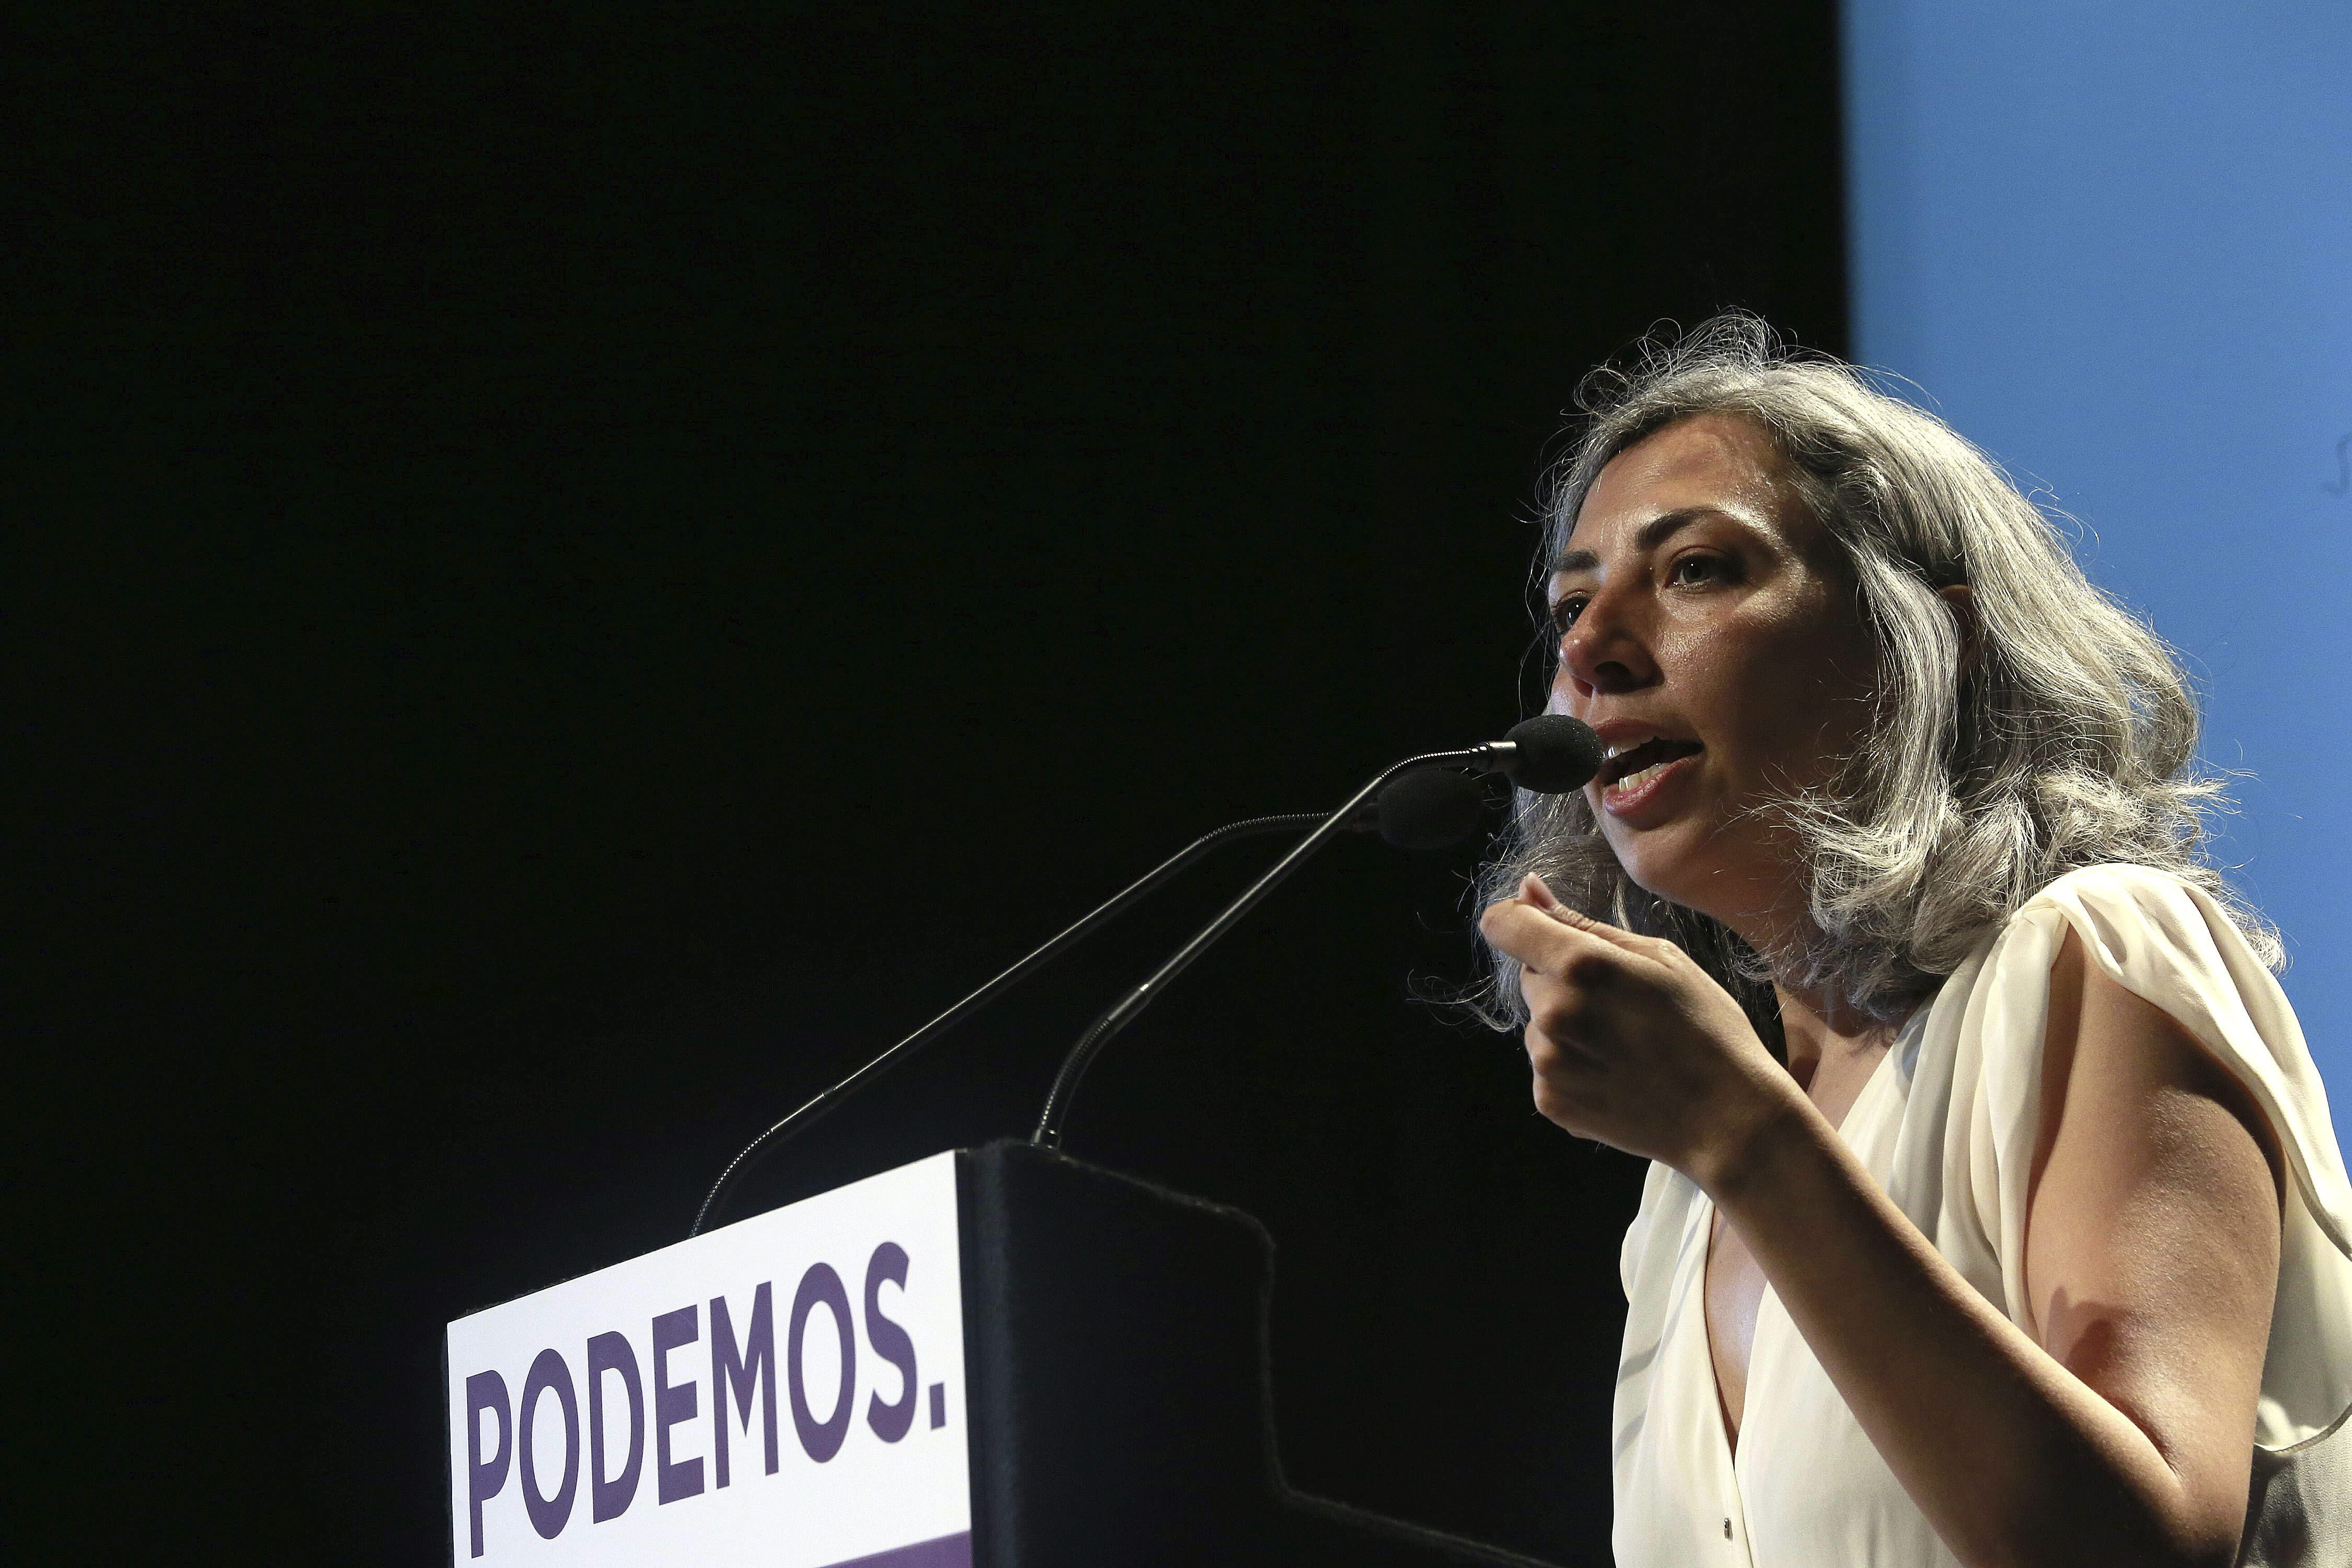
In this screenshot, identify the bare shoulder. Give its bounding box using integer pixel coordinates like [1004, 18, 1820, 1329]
[2025, 926, 2282, 1521]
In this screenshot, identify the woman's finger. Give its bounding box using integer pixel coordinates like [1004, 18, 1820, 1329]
[1480, 896, 1634, 983]
[1480, 896, 1586, 969]
[1518, 875, 1653, 954]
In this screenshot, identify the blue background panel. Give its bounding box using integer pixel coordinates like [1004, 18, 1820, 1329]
[1844, 0, 2352, 1090]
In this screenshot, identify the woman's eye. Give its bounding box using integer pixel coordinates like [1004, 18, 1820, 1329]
[1549, 596, 1587, 635]
[1668, 554, 1730, 586]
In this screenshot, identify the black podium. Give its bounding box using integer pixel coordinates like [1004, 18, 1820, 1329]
[445, 1140, 1576, 1566]
[957, 1140, 1566, 1566]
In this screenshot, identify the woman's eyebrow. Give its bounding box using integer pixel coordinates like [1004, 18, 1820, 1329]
[1549, 506, 1720, 577]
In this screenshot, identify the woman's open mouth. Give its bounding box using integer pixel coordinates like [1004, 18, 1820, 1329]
[1598, 735, 1704, 817]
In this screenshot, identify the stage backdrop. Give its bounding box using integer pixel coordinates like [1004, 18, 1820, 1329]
[1844, 1, 2352, 1091]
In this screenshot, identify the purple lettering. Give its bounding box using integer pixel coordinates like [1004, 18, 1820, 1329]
[652, 1305, 706, 1503]
[519, 1348, 581, 1539]
[465, 1369, 512, 1559]
[710, 1282, 778, 1486]
[863, 1243, 918, 1443]
[588, 1330, 645, 1523]
[788, 1262, 857, 1462]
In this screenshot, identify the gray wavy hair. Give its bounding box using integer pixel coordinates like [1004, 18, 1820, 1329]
[1474, 315, 2280, 1037]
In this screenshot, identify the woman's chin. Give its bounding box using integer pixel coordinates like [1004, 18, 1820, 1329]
[1608, 850, 1700, 912]
[1604, 825, 1740, 923]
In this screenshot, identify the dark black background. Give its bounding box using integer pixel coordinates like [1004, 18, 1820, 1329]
[22, 5, 1843, 1561]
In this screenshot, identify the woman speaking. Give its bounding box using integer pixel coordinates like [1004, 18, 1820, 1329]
[1475, 318, 2350, 1567]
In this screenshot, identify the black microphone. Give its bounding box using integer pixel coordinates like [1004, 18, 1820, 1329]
[1465, 712, 1607, 793]
[687, 766, 1498, 1236]
[1029, 715, 1604, 1150]
[1374, 766, 1487, 851]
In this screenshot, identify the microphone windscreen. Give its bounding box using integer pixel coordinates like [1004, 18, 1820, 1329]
[1503, 714, 1606, 793]
[1376, 766, 1486, 850]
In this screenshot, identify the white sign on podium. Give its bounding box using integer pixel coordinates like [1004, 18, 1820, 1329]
[446, 1152, 971, 1566]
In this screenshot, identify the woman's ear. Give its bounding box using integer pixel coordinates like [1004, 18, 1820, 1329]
[1938, 583, 1981, 676]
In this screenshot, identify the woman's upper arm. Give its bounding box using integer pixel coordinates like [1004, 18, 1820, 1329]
[2025, 927, 2285, 1544]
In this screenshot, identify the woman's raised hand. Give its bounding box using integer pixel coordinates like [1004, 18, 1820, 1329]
[1478, 874, 1801, 1185]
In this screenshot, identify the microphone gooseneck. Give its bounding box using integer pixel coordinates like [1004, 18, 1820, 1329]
[688, 811, 1322, 1235]
[687, 763, 1496, 1238]
[1029, 716, 1601, 1151]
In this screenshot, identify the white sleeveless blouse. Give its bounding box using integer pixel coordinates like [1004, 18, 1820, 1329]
[1610, 864, 2352, 1566]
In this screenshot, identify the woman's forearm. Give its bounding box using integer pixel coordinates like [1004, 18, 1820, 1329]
[1697, 1101, 2226, 1568]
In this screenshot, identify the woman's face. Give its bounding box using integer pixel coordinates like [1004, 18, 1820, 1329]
[1547, 413, 1881, 936]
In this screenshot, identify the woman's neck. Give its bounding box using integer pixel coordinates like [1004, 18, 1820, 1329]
[1678, 863, 1906, 1094]
[1696, 866, 1892, 1093]
[1772, 981, 1892, 1096]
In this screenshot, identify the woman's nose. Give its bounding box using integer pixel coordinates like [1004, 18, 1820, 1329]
[1556, 591, 1658, 699]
